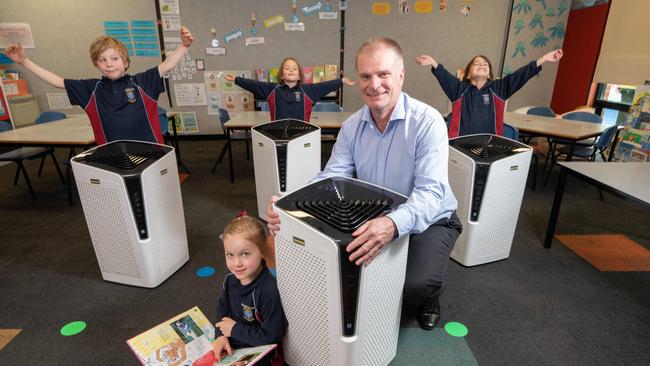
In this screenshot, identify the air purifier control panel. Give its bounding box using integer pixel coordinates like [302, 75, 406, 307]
[125, 176, 148, 239]
[471, 164, 489, 221]
[339, 243, 361, 336]
[276, 143, 288, 192]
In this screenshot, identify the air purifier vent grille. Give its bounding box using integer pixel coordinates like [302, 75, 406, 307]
[78, 181, 141, 278]
[254, 119, 318, 140]
[87, 147, 165, 170]
[297, 197, 390, 233]
[457, 143, 514, 159]
[275, 234, 332, 366]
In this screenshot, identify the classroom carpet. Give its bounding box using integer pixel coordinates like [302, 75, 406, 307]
[1, 140, 649, 365]
[556, 234, 650, 271]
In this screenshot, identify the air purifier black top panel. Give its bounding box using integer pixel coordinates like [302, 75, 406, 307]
[73, 140, 172, 174]
[449, 134, 530, 163]
[276, 177, 406, 237]
[253, 119, 319, 141]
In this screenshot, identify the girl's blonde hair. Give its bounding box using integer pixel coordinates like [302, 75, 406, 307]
[278, 57, 305, 85]
[223, 214, 270, 263]
[89, 35, 130, 69]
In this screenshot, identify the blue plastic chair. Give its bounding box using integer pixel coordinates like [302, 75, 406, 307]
[158, 106, 169, 136]
[312, 102, 343, 112]
[527, 106, 555, 117]
[562, 111, 602, 123]
[0, 121, 64, 198]
[35, 111, 67, 124]
[544, 124, 618, 188]
[503, 123, 519, 140]
[544, 110, 603, 181]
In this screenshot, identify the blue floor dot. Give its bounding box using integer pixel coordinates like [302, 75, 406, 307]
[196, 266, 216, 277]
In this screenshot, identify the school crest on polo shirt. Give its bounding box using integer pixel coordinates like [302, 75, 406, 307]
[294, 91, 303, 102]
[241, 303, 255, 322]
[124, 87, 137, 103]
[482, 94, 490, 105]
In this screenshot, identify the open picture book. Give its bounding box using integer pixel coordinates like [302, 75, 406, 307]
[126, 306, 276, 366]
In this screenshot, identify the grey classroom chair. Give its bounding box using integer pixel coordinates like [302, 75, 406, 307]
[0, 121, 64, 198]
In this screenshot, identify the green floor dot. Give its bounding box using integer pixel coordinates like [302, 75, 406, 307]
[444, 321, 468, 337]
[60, 321, 87, 336]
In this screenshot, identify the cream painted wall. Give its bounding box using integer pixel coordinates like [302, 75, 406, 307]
[593, 0, 650, 85]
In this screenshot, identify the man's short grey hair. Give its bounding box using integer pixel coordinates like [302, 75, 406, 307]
[355, 37, 404, 71]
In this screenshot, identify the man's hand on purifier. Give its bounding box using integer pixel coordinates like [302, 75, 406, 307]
[266, 195, 281, 236]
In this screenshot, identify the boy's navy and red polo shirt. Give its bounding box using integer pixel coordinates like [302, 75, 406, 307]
[64, 67, 165, 145]
[234, 77, 343, 122]
[431, 61, 541, 138]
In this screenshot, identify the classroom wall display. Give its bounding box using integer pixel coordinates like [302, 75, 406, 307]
[6, 0, 569, 135]
[103, 20, 160, 58]
[162, 0, 341, 134]
[344, 0, 512, 114]
[502, 0, 570, 110]
[3, 0, 169, 115]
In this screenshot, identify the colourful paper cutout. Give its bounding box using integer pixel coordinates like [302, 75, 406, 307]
[264, 15, 285, 28]
[414, 1, 433, 13]
[372, 2, 391, 15]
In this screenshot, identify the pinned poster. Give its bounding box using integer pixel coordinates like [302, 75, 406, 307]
[206, 93, 222, 115]
[0, 23, 35, 48]
[205, 48, 226, 56]
[162, 14, 181, 31]
[284, 23, 305, 31]
[204, 71, 221, 93]
[245, 37, 265, 46]
[372, 3, 391, 15]
[181, 112, 199, 133]
[159, 0, 180, 15]
[174, 83, 207, 106]
[398, 0, 410, 14]
[414, 1, 433, 13]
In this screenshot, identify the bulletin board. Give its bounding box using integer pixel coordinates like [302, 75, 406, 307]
[161, 0, 342, 134]
[343, 0, 513, 114]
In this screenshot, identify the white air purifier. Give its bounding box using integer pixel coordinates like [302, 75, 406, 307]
[447, 134, 532, 266]
[273, 177, 409, 366]
[252, 119, 320, 219]
[71, 140, 189, 287]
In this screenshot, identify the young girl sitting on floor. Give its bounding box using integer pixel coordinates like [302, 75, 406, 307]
[212, 212, 287, 366]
